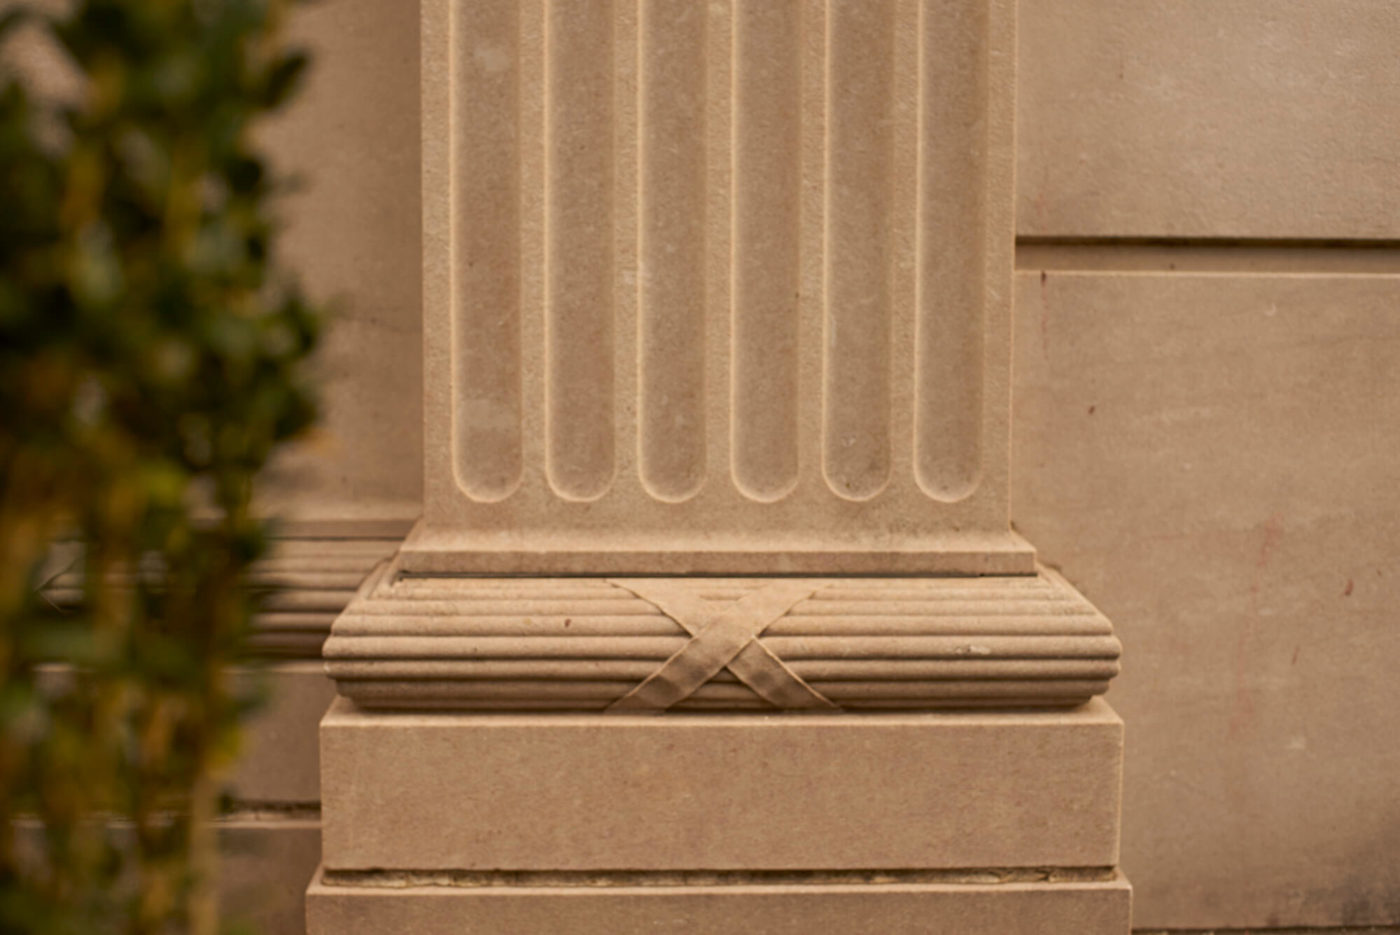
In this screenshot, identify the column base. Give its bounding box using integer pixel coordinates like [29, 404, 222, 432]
[314, 561, 1130, 933]
[323, 567, 1121, 711]
[306, 866, 1132, 935]
[312, 699, 1130, 931]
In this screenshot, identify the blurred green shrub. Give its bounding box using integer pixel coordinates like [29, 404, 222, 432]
[0, 1, 321, 932]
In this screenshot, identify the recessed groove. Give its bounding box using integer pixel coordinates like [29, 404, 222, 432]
[260, 591, 359, 613]
[256, 613, 338, 629]
[822, 0, 896, 502]
[544, 0, 617, 501]
[811, 588, 1064, 601]
[348, 600, 662, 616]
[333, 616, 680, 636]
[329, 634, 1119, 661]
[788, 602, 1093, 617]
[731, 0, 802, 501]
[322, 866, 1119, 888]
[760, 636, 1121, 658]
[386, 585, 632, 599]
[452, 0, 524, 502]
[768, 616, 1110, 636]
[914, 0, 989, 503]
[390, 578, 622, 590]
[1018, 238, 1400, 275]
[328, 636, 688, 658]
[313, 659, 1118, 681]
[637, 0, 708, 502]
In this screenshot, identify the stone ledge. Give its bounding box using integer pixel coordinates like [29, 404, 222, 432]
[248, 538, 400, 656]
[42, 537, 397, 659]
[307, 866, 1132, 935]
[396, 529, 1039, 577]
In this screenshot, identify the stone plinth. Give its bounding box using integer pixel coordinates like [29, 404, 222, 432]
[318, 698, 1123, 872]
[310, 699, 1128, 933]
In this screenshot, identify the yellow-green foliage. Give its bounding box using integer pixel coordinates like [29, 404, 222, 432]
[0, 2, 321, 931]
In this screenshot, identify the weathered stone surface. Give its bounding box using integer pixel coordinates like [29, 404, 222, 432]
[1014, 270, 1400, 928]
[1018, 0, 1400, 239]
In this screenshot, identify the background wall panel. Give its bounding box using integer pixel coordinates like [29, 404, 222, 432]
[258, 0, 424, 528]
[1017, 0, 1400, 240]
[1012, 270, 1400, 928]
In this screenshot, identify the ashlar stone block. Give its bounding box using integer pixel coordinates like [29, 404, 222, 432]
[318, 697, 1124, 873]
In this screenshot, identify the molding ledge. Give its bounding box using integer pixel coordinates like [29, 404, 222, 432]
[306, 865, 1132, 935]
[43, 537, 399, 658]
[323, 564, 1121, 711]
[249, 538, 401, 656]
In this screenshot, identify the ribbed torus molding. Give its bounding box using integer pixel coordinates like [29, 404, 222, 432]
[414, 0, 1023, 575]
[324, 564, 1120, 712]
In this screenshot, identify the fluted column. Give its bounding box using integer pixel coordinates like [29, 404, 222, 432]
[309, 2, 1130, 932]
[408, 0, 1025, 575]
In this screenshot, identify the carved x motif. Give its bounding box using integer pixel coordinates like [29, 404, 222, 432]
[606, 579, 836, 712]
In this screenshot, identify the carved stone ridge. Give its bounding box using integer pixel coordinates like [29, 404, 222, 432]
[246, 538, 400, 656]
[43, 537, 398, 658]
[323, 563, 1120, 711]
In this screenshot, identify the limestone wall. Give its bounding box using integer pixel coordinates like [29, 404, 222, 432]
[1014, 3, 1400, 928]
